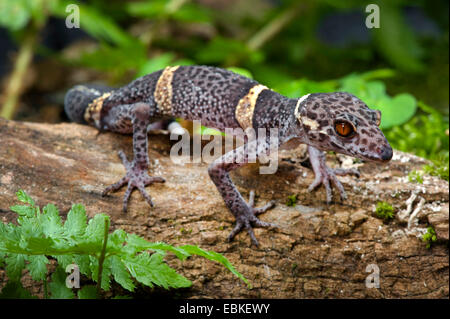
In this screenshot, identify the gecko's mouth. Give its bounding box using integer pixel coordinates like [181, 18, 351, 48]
[360, 145, 393, 163]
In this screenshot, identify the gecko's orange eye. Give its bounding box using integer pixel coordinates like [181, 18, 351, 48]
[335, 120, 355, 137]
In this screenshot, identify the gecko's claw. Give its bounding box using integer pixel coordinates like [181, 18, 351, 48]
[102, 150, 165, 212]
[308, 166, 359, 204]
[227, 190, 277, 247]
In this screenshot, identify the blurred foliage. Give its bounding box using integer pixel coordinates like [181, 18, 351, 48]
[0, 0, 448, 162]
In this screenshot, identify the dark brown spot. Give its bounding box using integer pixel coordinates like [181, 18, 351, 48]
[307, 111, 317, 120]
[319, 120, 329, 126]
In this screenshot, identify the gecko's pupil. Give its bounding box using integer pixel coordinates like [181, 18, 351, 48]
[335, 121, 354, 137]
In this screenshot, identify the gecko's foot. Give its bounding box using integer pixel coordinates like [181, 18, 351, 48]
[227, 190, 277, 247]
[102, 150, 165, 212]
[308, 165, 359, 204]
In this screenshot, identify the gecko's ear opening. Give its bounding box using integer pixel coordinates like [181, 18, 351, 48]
[64, 84, 112, 124]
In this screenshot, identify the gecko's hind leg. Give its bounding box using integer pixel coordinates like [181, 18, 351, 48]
[307, 145, 359, 203]
[101, 102, 165, 212]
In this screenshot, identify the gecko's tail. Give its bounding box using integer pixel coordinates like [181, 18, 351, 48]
[64, 84, 113, 123]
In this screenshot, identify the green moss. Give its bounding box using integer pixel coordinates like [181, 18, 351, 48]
[408, 170, 424, 184]
[180, 228, 192, 234]
[422, 227, 437, 249]
[286, 194, 298, 207]
[423, 158, 449, 182]
[375, 201, 395, 221]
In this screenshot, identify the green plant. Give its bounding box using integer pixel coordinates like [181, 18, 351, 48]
[0, 190, 249, 299]
[375, 201, 395, 221]
[286, 194, 297, 207]
[286, 194, 297, 206]
[423, 157, 449, 182]
[422, 227, 437, 249]
[408, 170, 424, 184]
[385, 101, 449, 161]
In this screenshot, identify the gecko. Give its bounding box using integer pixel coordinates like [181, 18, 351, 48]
[64, 65, 393, 246]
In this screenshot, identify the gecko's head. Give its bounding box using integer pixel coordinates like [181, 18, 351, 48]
[64, 84, 112, 124]
[295, 92, 393, 162]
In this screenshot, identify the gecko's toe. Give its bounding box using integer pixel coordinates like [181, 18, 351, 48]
[122, 182, 134, 212]
[244, 221, 260, 247]
[102, 176, 128, 197]
[334, 167, 360, 178]
[247, 190, 276, 215]
[118, 150, 131, 169]
[137, 186, 154, 207]
[227, 221, 244, 242]
[145, 176, 165, 185]
[251, 217, 278, 230]
[253, 200, 276, 215]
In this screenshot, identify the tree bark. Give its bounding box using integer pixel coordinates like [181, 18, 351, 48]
[0, 118, 448, 298]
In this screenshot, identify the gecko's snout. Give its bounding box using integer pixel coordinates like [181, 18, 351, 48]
[380, 145, 393, 162]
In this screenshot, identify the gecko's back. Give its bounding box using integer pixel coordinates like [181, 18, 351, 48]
[66, 65, 292, 134]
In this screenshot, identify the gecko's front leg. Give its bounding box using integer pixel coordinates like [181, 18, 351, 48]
[208, 138, 277, 246]
[101, 103, 165, 212]
[307, 145, 360, 203]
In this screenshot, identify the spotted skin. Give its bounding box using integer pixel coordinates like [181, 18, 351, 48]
[64, 65, 393, 247]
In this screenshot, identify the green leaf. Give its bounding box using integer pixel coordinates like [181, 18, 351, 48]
[0, 281, 35, 299]
[376, 94, 416, 129]
[9, 205, 34, 218]
[84, 214, 110, 243]
[49, 267, 75, 299]
[76, 42, 147, 76]
[276, 78, 336, 98]
[371, 3, 424, 73]
[77, 285, 98, 299]
[26, 255, 48, 281]
[5, 253, 26, 281]
[109, 256, 135, 292]
[196, 37, 250, 64]
[53, 255, 73, 271]
[123, 252, 191, 289]
[74, 255, 91, 277]
[63, 204, 87, 238]
[50, 0, 137, 47]
[179, 245, 250, 288]
[126, 236, 190, 260]
[136, 53, 176, 78]
[16, 190, 35, 206]
[41, 204, 63, 237]
[0, 0, 32, 31]
[126, 0, 166, 18]
[90, 256, 112, 291]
